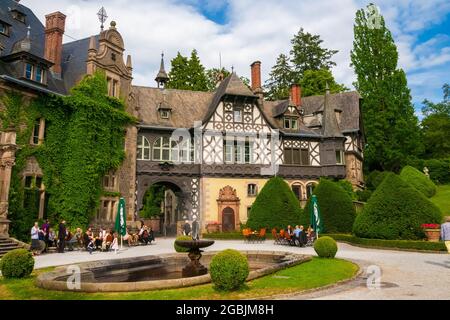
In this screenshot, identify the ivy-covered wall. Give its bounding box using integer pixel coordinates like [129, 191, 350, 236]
[1, 72, 135, 241]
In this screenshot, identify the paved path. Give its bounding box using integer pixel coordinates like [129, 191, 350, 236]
[34, 239, 450, 300]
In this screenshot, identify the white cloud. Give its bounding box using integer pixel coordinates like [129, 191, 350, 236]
[20, 0, 450, 104]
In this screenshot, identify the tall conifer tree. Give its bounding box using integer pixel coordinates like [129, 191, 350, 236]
[351, 4, 422, 171]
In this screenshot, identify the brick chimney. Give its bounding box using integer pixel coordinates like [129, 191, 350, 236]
[290, 84, 302, 107]
[250, 61, 262, 94]
[44, 12, 66, 75]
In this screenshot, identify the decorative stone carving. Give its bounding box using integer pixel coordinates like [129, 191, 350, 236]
[218, 186, 239, 201]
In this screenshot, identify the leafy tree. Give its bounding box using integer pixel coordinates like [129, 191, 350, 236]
[290, 28, 338, 81]
[140, 184, 166, 218]
[206, 68, 231, 91]
[166, 50, 209, 92]
[246, 177, 302, 230]
[420, 84, 450, 159]
[300, 69, 349, 97]
[351, 4, 422, 172]
[264, 54, 293, 100]
[353, 173, 442, 240]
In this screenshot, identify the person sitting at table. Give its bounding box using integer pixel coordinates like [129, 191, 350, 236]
[65, 229, 78, 251]
[95, 228, 105, 250]
[48, 228, 57, 248]
[286, 225, 294, 236]
[293, 225, 302, 239]
[102, 230, 113, 251]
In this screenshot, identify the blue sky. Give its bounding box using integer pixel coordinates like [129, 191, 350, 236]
[23, 0, 450, 116]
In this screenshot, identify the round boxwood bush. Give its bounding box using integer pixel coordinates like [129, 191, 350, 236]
[0, 249, 34, 279]
[314, 236, 338, 258]
[400, 165, 437, 198]
[353, 173, 442, 240]
[246, 176, 302, 230]
[174, 235, 192, 253]
[299, 179, 356, 233]
[210, 249, 249, 291]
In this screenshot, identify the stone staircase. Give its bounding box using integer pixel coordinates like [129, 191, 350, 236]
[0, 237, 26, 258]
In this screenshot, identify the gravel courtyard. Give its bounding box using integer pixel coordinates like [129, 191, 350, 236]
[33, 238, 450, 300]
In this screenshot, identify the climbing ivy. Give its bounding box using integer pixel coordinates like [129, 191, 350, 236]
[2, 72, 135, 241]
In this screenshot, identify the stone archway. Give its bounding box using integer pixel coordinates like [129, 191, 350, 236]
[217, 186, 240, 232]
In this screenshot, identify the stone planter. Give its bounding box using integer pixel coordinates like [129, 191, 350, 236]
[424, 229, 441, 242]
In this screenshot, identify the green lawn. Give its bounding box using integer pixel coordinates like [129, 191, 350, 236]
[0, 258, 358, 300]
[431, 184, 450, 216]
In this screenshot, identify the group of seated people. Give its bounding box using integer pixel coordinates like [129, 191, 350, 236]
[272, 225, 316, 247]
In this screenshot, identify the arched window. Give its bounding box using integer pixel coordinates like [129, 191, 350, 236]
[153, 137, 179, 162]
[291, 183, 303, 201]
[306, 182, 317, 199]
[137, 136, 151, 160]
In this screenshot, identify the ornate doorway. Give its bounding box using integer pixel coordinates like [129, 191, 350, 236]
[217, 186, 240, 232]
[222, 207, 235, 232]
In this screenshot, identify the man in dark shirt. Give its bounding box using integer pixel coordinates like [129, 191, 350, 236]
[58, 220, 66, 253]
[183, 220, 191, 236]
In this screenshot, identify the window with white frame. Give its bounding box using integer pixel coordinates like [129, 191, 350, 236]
[247, 184, 257, 197]
[152, 137, 179, 162]
[223, 138, 253, 164]
[137, 136, 151, 160]
[233, 107, 243, 122]
[336, 150, 345, 165]
[284, 117, 299, 130]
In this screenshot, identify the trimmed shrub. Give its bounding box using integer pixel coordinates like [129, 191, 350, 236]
[210, 249, 249, 291]
[173, 235, 192, 253]
[299, 179, 356, 233]
[314, 236, 338, 258]
[400, 165, 437, 197]
[337, 179, 357, 200]
[353, 173, 442, 240]
[366, 171, 392, 191]
[0, 249, 34, 279]
[246, 177, 302, 230]
[356, 189, 372, 202]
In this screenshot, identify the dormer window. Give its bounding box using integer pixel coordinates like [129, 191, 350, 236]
[284, 117, 298, 130]
[11, 9, 26, 23]
[23, 63, 46, 84]
[160, 109, 170, 119]
[0, 21, 10, 36]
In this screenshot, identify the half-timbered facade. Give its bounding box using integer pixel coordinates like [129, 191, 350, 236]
[133, 59, 365, 234]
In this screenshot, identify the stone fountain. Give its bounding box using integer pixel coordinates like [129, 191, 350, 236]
[175, 239, 215, 277]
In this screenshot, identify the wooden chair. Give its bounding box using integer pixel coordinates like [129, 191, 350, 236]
[271, 228, 280, 245]
[256, 228, 266, 242]
[279, 229, 286, 245]
[242, 228, 252, 243]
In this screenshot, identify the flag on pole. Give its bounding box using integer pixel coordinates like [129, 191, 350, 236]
[310, 195, 323, 237]
[115, 197, 127, 237]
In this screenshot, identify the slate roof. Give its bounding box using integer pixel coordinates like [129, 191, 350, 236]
[0, 0, 97, 95]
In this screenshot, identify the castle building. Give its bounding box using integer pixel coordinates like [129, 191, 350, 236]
[0, 0, 135, 236]
[0, 0, 364, 237]
[133, 58, 364, 235]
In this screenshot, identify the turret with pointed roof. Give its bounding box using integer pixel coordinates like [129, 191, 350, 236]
[155, 52, 169, 88]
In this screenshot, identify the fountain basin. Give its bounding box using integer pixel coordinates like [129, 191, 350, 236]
[37, 251, 311, 292]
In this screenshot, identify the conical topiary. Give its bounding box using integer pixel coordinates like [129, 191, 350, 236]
[353, 173, 442, 240]
[299, 178, 356, 233]
[400, 165, 437, 198]
[246, 176, 302, 230]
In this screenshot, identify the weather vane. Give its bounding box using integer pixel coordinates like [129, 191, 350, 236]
[97, 7, 108, 31]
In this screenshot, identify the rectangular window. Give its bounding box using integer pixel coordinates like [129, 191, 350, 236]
[25, 63, 33, 80]
[301, 148, 309, 165]
[35, 177, 42, 189]
[224, 142, 233, 163]
[112, 80, 118, 97]
[160, 110, 170, 119]
[247, 184, 257, 197]
[233, 108, 243, 122]
[32, 119, 40, 145]
[284, 117, 299, 130]
[35, 66, 43, 83]
[224, 139, 252, 164]
[336, 150, 345, 165]
[0, 22, 10, 36]
[24, 176, 33, 188]
[291, 119, 298, 130]
[284, 147, 310, 165]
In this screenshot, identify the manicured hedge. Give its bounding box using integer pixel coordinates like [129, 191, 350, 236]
[324, 234, 447, 252]
[353, 173, 442, 240]
[366, 171, 393, 191]
[246, 177, 302, 230]
[299, 179, 356, 233]
[400, 165, 437, 198]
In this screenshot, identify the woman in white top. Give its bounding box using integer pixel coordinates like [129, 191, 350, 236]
[31, 222, 41, 254]
[111, 233, 119, 254]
